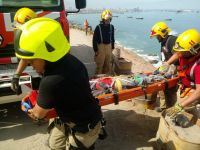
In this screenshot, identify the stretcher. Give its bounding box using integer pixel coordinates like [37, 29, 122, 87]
[96, 76, 179, 106]
[20, 74, 179, 119]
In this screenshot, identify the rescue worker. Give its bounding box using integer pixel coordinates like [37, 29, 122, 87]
[84, 19, 89, 35]
[14, 18, 103, 150]
[11, 7, 37, 95]
[93, 9, 115, 75]
[150, 22, 178, 112]
[166, 29, 200, 117]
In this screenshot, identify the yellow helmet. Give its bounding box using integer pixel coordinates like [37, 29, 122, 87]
[14, 18, 70, 62]
[101, 9, 112, 21]
[14, 7, 37, 28]
[150, 22, 171, 38]
[173, 29, 200, 55]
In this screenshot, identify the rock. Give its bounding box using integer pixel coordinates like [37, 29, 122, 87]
[148, 59, 159, 64]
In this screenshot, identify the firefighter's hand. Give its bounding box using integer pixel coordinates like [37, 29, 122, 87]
[21, 98, 32, 113]
[158, 62, 170, 74]
[166, 103, 184, 118]
[164, 64, 177, 78]
[11, 74, 22, 95]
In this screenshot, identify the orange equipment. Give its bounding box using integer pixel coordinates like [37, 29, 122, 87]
[21, 90, 57, 119]
[96, 76, 179, 106]
[21, 76, 179, 119]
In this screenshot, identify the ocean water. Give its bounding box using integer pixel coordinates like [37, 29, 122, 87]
[68, 11, 200, 66]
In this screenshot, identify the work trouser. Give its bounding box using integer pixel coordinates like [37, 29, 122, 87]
[95, 43, 112, 75]
[151, 86, 178, 109]
[48, 118, 101, 150]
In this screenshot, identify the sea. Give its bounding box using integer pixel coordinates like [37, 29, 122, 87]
[68, 11, 200, 67]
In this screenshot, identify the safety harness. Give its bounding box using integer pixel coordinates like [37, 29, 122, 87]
[47, 97, 107, 150]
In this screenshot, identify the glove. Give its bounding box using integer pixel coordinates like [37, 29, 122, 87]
[153, 69, 160, 75]
[164, 64, 177, 78]
[11, 74, 22, 95]
[173, 113, 191, 128]
[21, 96, 32, 113]
[166, 103, 184, 118]
[158, 62, 170, 74]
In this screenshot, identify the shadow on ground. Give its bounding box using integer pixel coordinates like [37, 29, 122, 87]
[96, 108, 160, 150]
[0, 102, 48, 141]
[0, 101, 160, 150]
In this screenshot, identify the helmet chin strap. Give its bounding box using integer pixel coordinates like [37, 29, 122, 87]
[190, 44, 200, 55]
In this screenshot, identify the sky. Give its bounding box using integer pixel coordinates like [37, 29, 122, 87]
[65, 0, 200, 10]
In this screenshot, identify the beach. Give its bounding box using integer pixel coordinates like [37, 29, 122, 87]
[69, 27, 156, 73]
[0, 28, 159, 150]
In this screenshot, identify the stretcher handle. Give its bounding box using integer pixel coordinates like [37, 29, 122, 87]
[0, 75, 32, 88]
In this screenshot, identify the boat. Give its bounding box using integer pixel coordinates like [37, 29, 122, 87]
[136, 17, 143, 20]
[165, 18, 172, 21]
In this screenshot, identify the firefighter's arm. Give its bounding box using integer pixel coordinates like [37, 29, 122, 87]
[166, 84, 200, 117]
[15, 59, 28, 75]
[166, 52, 181, 65]
[28, 103, 50, 120]
[180, 84, 200, 107]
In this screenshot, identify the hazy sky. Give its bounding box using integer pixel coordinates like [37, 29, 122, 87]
[65, 0, 200, 10]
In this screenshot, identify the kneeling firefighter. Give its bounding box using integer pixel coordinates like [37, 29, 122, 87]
[14, 18, 106, 150]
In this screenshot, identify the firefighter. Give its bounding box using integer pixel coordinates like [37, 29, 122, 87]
[93, 9, 115, 74]
[166, 29, 200, 117]
[11, 7, 37, 95]
[14, 18, 103, 150]
[84, 19, 89, 35]
[150, 22, 178, 112]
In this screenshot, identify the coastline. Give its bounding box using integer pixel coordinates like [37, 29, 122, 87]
[69, 23, 156, 73]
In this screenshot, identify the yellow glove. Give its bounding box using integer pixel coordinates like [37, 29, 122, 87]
[158, 62, 170, 74]
[166, 103, 184, 118]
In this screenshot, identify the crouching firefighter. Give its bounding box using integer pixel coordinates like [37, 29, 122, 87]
[14, 18, 107, 150]
[166, 29, 200, 118]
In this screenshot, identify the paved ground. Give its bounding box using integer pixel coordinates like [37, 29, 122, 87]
[0, 29, 160, 150]
[0, 99, 160, 150]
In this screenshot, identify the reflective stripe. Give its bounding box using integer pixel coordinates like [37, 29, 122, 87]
[10, 57, 18, 63]
[4, 13, 13, 31]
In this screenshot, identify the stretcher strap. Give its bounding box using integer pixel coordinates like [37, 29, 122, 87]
[113, 91, 119, 105]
